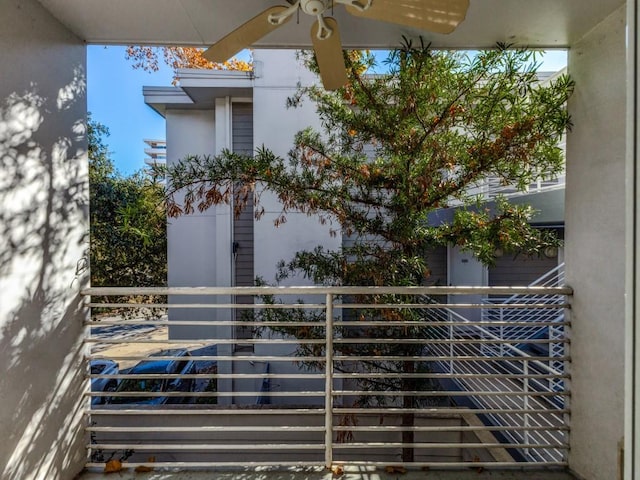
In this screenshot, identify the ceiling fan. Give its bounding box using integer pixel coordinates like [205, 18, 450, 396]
[202, 0, 470, 91]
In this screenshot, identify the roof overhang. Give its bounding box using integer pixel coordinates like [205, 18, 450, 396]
[144, 69, 253, 116]
[37, 0, 624, 50]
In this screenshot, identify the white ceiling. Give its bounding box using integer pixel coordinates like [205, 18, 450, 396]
[37, 0, 624, 49]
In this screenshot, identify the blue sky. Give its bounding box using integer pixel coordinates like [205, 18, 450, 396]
[87, 46, 568, 176]
[87, 45, 174, 175]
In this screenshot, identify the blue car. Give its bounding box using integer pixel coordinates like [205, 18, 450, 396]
[106, 349, 196, 405]
[90, 359, 119, 406]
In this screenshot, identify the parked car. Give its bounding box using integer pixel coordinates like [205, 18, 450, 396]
[90, 359, 119, 406]
[105, 349, 196, 405]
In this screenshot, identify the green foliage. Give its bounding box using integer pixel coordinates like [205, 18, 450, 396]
[89, 115, 167, 288]
[160, 44, 573, 435]
[161, 43, 573, 285]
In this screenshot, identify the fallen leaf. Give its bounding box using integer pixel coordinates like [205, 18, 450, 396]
[104, 459, 122, 473]
[135, 465, 154, 473]
[135, 456, 156, 473]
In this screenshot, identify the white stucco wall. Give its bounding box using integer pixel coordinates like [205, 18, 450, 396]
[247, 50, 344, 404]
[565, 6, 626, 480]
[0, 0, 88, 478]
[165, 109, 232, 340]
[252, 50, 343, 286]
[166, 108, 222, 292]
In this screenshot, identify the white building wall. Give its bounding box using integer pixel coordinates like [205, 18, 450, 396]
[252, 50, 343, 286]
[165, 109, 231, 337]
[0, 0, 88, 478]
[249, 50, 344, 403]
[447, 247, 487, 322]
[565, 6, 626, 480]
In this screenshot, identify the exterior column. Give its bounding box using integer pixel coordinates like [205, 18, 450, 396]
[565, 6, 627, 480]
[628, 1, 640, 478]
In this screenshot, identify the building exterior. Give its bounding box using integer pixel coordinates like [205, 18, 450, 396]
[143, 138, 167, 166]
[142, 50, 565, 407]
[144, 50, 565, 330]
[0, 2, 635, 479]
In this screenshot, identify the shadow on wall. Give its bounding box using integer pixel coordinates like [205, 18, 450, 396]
[0, 65, 90, 479]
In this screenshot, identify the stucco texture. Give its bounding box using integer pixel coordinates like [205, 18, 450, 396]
[0, 0, 89, 478]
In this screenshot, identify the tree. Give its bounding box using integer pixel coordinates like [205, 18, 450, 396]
[157, 43, 574, 460]
[89, 115, 167, 289]
[162, 43, 572, 278]
[125, 46, 252, 85]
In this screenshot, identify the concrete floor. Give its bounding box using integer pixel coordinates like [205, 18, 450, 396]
[78, 466, 578, 480]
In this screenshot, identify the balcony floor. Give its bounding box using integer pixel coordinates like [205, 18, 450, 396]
[77, 467, 578, 480]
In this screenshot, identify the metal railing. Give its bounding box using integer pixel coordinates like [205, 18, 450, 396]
[82, 285, 571, 472]
[449, 172, 565, 206]
[481, 264, 566, 392]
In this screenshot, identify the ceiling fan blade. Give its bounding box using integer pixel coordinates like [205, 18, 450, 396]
[203, 6, 291, 62]
[346, 0, 469, 34]
[311, 18, 348, 91]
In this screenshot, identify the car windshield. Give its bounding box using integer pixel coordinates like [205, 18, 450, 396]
[109, 378, 165, 404]
[90, 364, 106, 374]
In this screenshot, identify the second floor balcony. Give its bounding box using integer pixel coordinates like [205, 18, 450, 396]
[81, 283, 572, 475]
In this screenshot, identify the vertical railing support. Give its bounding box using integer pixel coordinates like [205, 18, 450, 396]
[325, 293, 334, 469]
[499, 308, 505, 356]
[523, 359, 530, 460]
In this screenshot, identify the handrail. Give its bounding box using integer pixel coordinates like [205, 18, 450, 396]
[82, 285, 573, 296]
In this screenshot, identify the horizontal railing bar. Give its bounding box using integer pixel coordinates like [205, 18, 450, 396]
[84, 462, 325, 469]
[86, 406, 568, 416]
[336, 320, 570, 327]
[333, 425, 570, 432]
[88, 355, 323, 362]
[86, 319, 570, 327]
[86, 424, 568, 433]
[87, 355, 567, 364]
[88, 302, 568, 310]
[87, 408, 326, 415]
[334, 338, 568, 344]
[334, 373, 569, 379]
[88, 443, 324, 451]
[89, 303, 326, 310]
[88, 442, 567, 451]
[89, 373, 324, 380]
[82, 285, 574, 296]
[86, 338, 325, 345]
[334, 408, 568, 415]
[83, 461, 568, 469]
[87, 426, 326, 433]
[90, 390, 567, 398]
[89, 391, 325, 397]
[332, 442, 568, 449]
[331, 390, 569, 397]
[87, 320, 325, 327]
[333, 355, 569, 362]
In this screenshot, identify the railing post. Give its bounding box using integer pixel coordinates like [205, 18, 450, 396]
[523, 359, 530, 460]
[325, 293, 334, 469]
[449, 315, 455, 375]
[499, 307, 505, 356]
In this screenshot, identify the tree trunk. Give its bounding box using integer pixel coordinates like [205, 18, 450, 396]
[401, 360, 415, 463]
